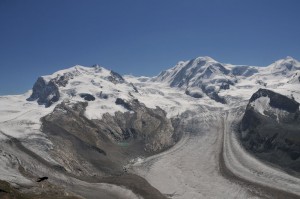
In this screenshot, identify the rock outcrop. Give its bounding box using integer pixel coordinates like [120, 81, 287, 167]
[107, 71, 125, 84]
[240, 89, 300, 173]
[104, 98, 176, 152]
[79, 93, 96, 101]
[27, 77, 60, 107]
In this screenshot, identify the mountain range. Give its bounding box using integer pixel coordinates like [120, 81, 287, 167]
[0, 56, 300, 199]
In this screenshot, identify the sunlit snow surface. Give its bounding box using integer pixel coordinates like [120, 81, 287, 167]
[0, 56, 300, 198]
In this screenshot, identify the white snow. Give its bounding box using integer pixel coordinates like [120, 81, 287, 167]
[250, 96, 270, 115]
[0, 93, 54, 139]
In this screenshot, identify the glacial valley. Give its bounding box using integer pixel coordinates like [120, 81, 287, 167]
[0, 56, 300, 199]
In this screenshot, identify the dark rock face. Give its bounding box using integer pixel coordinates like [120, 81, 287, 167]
[130, 83, 139, 93]
[201, 85, 226, 104]
[27, 77, 60, 107]
[115, 98, 132, 110]
[185, 90, 202, 98]
[220, 83, 230, 90]
[27, 72, 78, 107]
[107, 98, 176, 152]
[107, 71, 125, 84]
[79, 93, 96, 101]
[240, 89, 300, 173]
[97, 91, 109, 99]
[231, 65, 258, 77]
[249, 89, 299, 113]
[52, 71, 76, 87]
[54, 75, 69, 87]
[36, 176, 48, 182]
[209, 92, 226, 104]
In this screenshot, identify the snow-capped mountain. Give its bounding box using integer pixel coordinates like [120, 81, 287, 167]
[1, 56, 300, 198]
[23, 56, 300, 112]
[265, 56, 300, 74]
[26, 65, 141, 119]
[155, 56, 231, 86]
[154, 56, 300, 104]
[154, 56, 235, 103]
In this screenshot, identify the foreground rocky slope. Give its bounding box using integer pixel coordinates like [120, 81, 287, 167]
[42, 98, 177, 176]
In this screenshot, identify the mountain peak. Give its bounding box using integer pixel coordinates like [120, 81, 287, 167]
[276, 56, 299, 64]
[26, 64, 127, 107]
[267, 56, 300, 73]
[194, 56, 217, 62]
[285, 56, 295, 60]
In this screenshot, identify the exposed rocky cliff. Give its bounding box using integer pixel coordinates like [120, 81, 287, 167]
[108, 71, 125, 84]
[100, 98, 176, 152]
[27, 77, 60, 107]
[240, 89, 300, 173]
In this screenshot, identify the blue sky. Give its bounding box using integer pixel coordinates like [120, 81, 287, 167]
[0, 0, 300, 95]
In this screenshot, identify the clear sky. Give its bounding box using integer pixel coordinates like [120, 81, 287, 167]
[0, 0, 300, 95]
